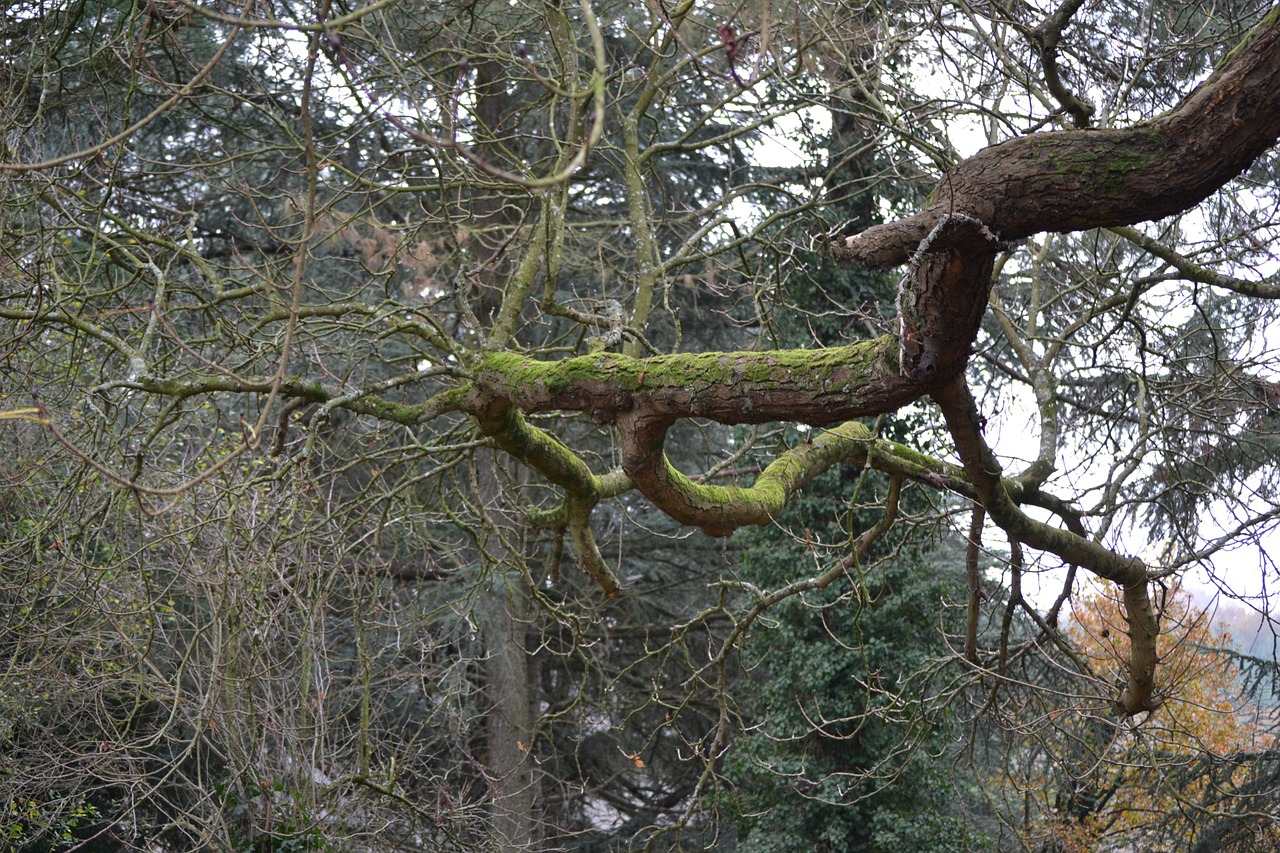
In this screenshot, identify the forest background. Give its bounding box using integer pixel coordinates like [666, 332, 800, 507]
[3, 0, 1280, 850]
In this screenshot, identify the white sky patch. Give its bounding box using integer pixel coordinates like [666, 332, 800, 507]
[750, 107, 826, 170]
[976, 279, 1280, 612]
[906, 61, 990, 161]
[722, 106, 827, 233]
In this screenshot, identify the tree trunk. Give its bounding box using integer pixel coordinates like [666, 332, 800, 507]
[475, 449, 539, 849]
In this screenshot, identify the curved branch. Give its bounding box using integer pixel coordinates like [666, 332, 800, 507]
[932, 376, 1159, 715]
[614, 418, 958, 537]
[473, 404, 621, 594]
[835, 5, 1280, 269]
[1028, 0, 1094, 128]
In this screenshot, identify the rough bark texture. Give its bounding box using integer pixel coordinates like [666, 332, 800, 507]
[471, 338, 908, 428]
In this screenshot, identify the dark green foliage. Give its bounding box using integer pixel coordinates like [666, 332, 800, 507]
[723, 465, 987, 853]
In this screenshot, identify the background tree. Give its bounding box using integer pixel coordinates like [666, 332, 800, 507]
[727, 473, 984, 853]
[3, 0, 1280, 850]
[973, 583, 1277, 852]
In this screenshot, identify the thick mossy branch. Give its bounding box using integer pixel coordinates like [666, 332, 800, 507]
[475, 405, 597, 493]
[618, 417, 965, 537]
[471, 336, 912, 427]
[634, 422, 879, 536]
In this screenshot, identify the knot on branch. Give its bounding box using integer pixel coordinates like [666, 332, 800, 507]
[894, 213, 1004, 384]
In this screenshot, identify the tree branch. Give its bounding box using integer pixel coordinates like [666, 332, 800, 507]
[931, 376, 1159, 714]
[835, 5, 1280, 268]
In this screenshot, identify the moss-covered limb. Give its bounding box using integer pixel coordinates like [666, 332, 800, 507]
[932, 376, 1159, 715]
[642, 429, 864, 536]
[616, 418, 967, 537]
[528, 469, 632, 528]
[473, 403, 622, 593]
[472, 335, 912, 428]
[835, 4, 1280, 270]
[519, 415, 977, 543]
[566, 495, 620, 596]
[1109, 225, 1280, 298]
[474, 405, 599, 493]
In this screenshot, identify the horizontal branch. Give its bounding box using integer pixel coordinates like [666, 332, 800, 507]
[126, 374, 467, 426]
[470, 336, 915, 428]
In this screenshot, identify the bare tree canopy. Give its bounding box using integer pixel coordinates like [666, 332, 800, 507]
[3, 0, 1280, 849]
